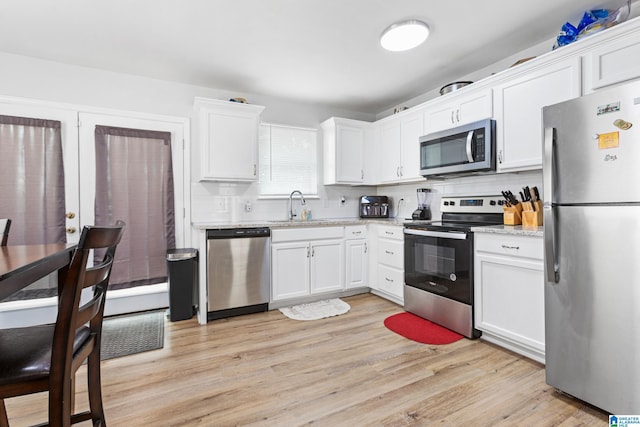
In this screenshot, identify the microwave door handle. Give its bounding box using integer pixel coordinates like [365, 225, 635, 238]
[465, 130, 474, 162]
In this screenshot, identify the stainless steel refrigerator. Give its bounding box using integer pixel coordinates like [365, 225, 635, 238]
[543, 81, 640, 414]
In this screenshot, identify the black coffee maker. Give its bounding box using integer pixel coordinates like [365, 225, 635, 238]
[412, 188, 432, 220]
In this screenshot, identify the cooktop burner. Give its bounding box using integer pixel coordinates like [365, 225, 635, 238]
[404, 195, 504, 232]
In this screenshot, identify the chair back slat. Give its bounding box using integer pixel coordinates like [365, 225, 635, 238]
[0, 218, 11, 246]
[82, 257, 113, 290]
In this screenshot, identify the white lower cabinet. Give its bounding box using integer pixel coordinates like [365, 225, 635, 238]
[474, 232, 545, 363]
[271, 227, 344, 302]
[370, 224, 404, 304]
[344, 225, 368, 289]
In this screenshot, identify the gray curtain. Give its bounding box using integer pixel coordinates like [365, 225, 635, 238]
[94, 126, 175, 290]
[0, 115, 66, 245]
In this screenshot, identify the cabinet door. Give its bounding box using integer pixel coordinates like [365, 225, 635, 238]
[425, 88, 492, 133]
[584, 35, 640, 93]
[271, 242, 310, 301]
[377, 121, 402, 183]
[335, 124, 365, 183]
[399, 112, 425, 181]
[310, 239, 344, 294]
[345, 239, 368, 289]
[197, 100, 264, 181]
[376, 264, 404, 302]
[494, 57, 581, 172]
[475, 252, 545, 357]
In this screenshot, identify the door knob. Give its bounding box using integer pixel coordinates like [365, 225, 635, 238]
[66, 212, 76, 219]
[66, 227, 76, 234]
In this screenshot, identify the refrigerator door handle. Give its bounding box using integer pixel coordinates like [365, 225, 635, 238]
[544, 127, 559, 283]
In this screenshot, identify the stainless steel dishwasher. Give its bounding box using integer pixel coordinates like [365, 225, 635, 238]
[206, 227, 270, 321]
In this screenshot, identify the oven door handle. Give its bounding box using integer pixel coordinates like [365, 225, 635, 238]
[404, 228, 468, 240]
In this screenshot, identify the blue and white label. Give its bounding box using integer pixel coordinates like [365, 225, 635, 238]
[610, 415, 640, 427]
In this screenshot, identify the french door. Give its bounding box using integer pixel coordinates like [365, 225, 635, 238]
[0, 98, 187, 322]
[0, 100, 80, 245]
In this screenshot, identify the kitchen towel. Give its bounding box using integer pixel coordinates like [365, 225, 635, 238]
[279, 298, 350, 321]
[384, 312, 463, 345]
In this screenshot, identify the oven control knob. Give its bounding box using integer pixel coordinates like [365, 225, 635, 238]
[449, 201, 455, 206]
[498, 200, 504, 206]
[490, 200, 497, 206]
[443, 201, 449, 206]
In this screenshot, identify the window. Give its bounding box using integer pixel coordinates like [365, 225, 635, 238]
[259, 123, 318, 196]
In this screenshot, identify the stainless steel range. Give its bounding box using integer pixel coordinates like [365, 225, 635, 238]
[403, 195, 503, 338]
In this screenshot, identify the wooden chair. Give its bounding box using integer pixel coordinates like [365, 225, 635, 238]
[0, 219, 10, 246]
[0, 221, 125, 427]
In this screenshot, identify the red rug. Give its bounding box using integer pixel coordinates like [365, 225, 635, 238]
[384, 312, 464, 345]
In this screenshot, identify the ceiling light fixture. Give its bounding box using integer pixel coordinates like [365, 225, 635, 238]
[380, 20, 430, 52]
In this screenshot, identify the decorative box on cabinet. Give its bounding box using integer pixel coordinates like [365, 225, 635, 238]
[321, 117, 371, 185]
[195, 97, 265, 182]
[493, 57, 581, 173]
[474, 231, 545, 363]
[271, 227, 344, 301]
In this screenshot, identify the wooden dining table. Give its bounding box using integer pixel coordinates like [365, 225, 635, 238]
[0, 243, 76, 301]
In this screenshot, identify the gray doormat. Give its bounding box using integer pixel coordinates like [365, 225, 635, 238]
[100, 310, 165, 360]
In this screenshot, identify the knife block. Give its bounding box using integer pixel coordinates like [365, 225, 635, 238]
[503, 203, 523, 225]
[522, 200, 543, 227]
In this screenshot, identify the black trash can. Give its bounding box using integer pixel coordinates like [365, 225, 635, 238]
[166, 248, 198, 321]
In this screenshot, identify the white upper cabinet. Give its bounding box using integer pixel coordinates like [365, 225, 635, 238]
[321, 117, 371, 185]
[376, 109, 426, 184]
[195, 98, 265, 182]
[493, 57, 581, 173]
[424, 88, 492, 134]
[583, 31, 640, 93]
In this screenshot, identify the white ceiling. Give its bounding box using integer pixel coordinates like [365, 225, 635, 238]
[0, 0, 633, 114]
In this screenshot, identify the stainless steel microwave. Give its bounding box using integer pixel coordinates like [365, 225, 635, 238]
[419, 118, 496, 177]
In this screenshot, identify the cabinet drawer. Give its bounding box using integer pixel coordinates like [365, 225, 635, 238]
[475, 232, 543, 261]
[377, 264, 404, 298]
[272, 226, 344, 243]
[345, 225, 367, 239]
[377, 225, 403, 240]
[378, 239, 403, 269]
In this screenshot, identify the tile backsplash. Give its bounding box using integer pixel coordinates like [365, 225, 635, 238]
[191, 170, 542, 223]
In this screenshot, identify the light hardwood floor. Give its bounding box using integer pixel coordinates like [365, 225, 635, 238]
[5, 293, 608, 426]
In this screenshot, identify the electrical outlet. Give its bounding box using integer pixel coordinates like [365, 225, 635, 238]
[340, 195, 346, 206]
[244, 201, 252, 212]
[214, 196, 227, 213]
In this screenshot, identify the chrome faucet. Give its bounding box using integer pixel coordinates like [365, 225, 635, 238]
[289, 190, 306, 220]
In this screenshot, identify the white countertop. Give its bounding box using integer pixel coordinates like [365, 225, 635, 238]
[471, 224, 543, 237]
[192, 217, 408, 230]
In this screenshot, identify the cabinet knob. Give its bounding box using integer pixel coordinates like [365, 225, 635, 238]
[451, 111, 455, 124]
[498, 150, 503, 164]
[456, 109, 460, 123]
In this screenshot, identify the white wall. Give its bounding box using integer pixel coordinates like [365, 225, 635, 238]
[0, 51, 379, 228]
